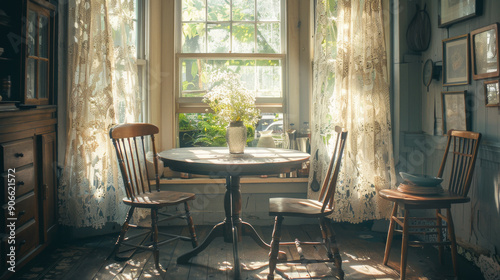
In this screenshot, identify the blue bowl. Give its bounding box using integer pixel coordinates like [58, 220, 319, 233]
[399, 172, 443, 187]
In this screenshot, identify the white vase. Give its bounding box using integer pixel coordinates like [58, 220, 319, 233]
[257, 130, 276, 148]
[226, 121, 247, 154]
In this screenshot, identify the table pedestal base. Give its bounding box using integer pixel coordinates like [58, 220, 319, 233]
[176, 176, 286, 279]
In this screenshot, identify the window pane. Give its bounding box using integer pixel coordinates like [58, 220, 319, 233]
[178, 113, 229, 147]
[26, 59, 36, 99]
[207, 23, 230, 53]
[177, 113, 287, 148]
[232, 60, 256, 92]
[255, 113, 285, 147]
[137, 64, 147, 122]
[38, 60, 48, 98]
[182, 0, 205, 21]
[182, 23, 206, 53]
[181, 0, 284, 55]
[256, 60, 281, 97]
[181, 59, 206, 97]
[232, 0, 255, 21]
[232, 23, 255, 53]
[207, 0, 230, 21]
[180, 58, 282, 98]
[257, 0, 280, 21]
[257, 23, 280, 53]
[39, 15, 49, 58]
[125, 19, 137, 53]
[177, 113, 285, 148]
[28, 11, 36, 56]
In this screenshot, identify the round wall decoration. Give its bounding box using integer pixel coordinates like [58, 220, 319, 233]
[422, 59, 442, 91]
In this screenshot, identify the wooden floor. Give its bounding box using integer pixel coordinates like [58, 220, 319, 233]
[16, 222, 483, 280]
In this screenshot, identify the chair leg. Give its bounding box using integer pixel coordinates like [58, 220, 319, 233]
[436, 209, 444, 265]
[383, 202, 398, 265]
[322, 218, 344, 280]
[400, 209, 410, 280]
[151, 208, 161, 271]
[108, 206, 135, 260]
[184, 202, 198, 248]
[446, 208, 458, 277]
[268, 216, 284, 280]
[319, 217, 330, 257]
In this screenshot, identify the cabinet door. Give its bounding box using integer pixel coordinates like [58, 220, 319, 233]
[25, 1, 53, 105]
[38, 132, 56, 243]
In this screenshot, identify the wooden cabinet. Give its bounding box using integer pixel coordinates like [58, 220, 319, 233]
[0, 0, 55, 105]
[0, 135, 40, 276]
[0, 107, 57, 279]
[38, 132, 56, 243]
[0, 1, 58, 277]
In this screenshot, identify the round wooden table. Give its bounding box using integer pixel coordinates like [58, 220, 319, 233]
[159, 147, 310, 279]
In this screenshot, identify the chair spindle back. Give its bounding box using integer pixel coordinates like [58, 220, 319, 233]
[110, 123, 161, 200]
[437, 130, 481, 197]
[318, 126, 348, 213]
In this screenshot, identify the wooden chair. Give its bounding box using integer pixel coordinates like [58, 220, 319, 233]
[109, 123, 198, 271]
[267, 126, 347, 280]
[380, 130, 481, 280]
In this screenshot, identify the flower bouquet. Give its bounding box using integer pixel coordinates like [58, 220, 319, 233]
[203, 71, 260, 153]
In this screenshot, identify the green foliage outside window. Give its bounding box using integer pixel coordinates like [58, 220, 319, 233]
[179, 113, 255, 147]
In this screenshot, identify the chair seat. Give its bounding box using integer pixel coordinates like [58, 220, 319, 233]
[379, 189, 470, 206]
[123, 190, 195, 208]
[269, 197, 333, 217]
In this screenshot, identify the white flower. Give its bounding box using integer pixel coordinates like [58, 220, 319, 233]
[203, 70, 260, 126]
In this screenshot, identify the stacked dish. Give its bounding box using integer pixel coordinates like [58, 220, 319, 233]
[397, 172, 444, 195]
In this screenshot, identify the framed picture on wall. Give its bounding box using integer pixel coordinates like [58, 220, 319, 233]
[471, 23, 499, 80]
[442, 34, 470, 86]
[441, 91, 468, 134]
[438, 0, 481, 28]
[484, 80, 500, 106]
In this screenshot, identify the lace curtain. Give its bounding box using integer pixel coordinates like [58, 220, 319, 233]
[309, 0, 396, 223]
[59, 0, 140, 228]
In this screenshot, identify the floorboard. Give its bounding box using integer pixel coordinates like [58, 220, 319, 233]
[163, 226, 196, 279]
[278, 224, 315, 279]
[63, 235, 116, 280]
[15, 223, 485, 280]
[205, 230, 230, 280]
[239, 226, 272, 280]
[186, 226, 209, 280]
[135, 225, 186, 280]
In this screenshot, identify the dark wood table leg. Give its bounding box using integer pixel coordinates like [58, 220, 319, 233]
[178, 174, 285, 275]
[177, 221, 224, 264]
[241, 222, 268, 250]
[241, 221, 287, 260]
[177, 176, 243, 269]
[227, 176, 242, 279]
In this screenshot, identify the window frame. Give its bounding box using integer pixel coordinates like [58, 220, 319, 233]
[174, 0, 288, 115]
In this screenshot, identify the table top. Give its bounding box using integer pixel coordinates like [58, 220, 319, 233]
[159, 147, 310, 176]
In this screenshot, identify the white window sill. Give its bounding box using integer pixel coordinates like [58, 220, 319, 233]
[157, 177, 307, 185]
[155, 177, 309, 194]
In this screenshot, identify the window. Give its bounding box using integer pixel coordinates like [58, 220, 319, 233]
[176, 0, 286, 147]
[134, 0, 148, 122]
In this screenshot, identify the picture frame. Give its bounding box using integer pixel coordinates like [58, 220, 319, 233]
[470, 23, 499, 80]
[442, 34, 470, 86]
[484, 80, 500, 107]
[438, 0, 481, 28]
[441, 91, 468, 134]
